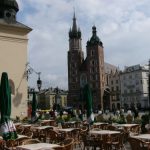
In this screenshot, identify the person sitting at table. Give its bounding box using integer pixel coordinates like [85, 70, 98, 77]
[126, 110, 133, 124]
[95, 111, 105, 122]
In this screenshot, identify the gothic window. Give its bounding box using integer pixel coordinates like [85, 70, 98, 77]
[91, 50, 94, 56]
[80, 74, 87, 87]
[9, 79, 15, 95]
[111, 81, 113, 85]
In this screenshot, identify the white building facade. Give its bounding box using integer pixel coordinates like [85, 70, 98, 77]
[120, 65, 149, 110]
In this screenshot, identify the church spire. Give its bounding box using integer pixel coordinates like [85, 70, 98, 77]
[69, 12, 81, 39]
[72, 11, 77, 32]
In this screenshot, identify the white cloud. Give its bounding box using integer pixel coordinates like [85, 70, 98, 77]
[16, 0, 150, 89]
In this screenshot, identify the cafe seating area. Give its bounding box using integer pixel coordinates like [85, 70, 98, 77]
[0, 119, 150, 150]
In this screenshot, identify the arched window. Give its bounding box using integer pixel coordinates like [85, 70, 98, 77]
[9, 79, 15, 95]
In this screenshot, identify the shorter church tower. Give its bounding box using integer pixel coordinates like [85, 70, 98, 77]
[67, 13, 84, 106]
[86, 26, 105, 110]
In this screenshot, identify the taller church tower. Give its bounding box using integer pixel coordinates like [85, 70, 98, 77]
[67, 13, 84, 106]
[86, 26, 105, 109]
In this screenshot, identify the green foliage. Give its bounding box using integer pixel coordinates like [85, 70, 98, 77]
[134, 117, 141, 124]
[141, 114, 150, 133]
[116, 115, 126, 124]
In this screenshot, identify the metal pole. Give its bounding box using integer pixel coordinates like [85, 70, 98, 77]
[148, 59, 150, 110]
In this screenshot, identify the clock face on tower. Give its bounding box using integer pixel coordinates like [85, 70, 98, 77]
[80, 73, 87, 88]
[4, 9, 16, 23]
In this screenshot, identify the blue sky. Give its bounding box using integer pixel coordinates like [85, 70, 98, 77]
[16, 0, 150, 90]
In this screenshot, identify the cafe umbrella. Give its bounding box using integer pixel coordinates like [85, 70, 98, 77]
[31, 91, 37, 122]
[0, 72, 17, 140]
[83, 84, 94, 124]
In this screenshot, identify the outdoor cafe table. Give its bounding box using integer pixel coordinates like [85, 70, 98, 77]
[31, 125, 54, 131]
[114, 123, 139, 131]
[16, 143, 61, 150]
[114, 124, 138, 128]
[0, 134, 28, 140]
[57, 128, 76, 132]
[132, 134, 150, 141]
[93, 122, 108, 126]
[56, 128, 76, 138]
[40, 120, 55, 126]
[21, 124, 32, 128]
[90, 130, 120, 136]
[14, 122, 22, 126]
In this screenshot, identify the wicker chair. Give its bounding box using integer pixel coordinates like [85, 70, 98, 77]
[46, 129, 62, 144]
[80, 131, 95, 150]
[71, 128, 81, 148]
[16, 126, 24, 134]
[53, 138, 74, 150]
[105, 133, 126, 150]
[107, 125, 119, 131]
[99, 123, 108, 130]
[130, 125, 141, 135]
[5, 140, 18, 150]
[22, 139, 40, 145]
[128, 137, 150, 150]
[0, 139, 6, 150]
[16, 137, 30, 146]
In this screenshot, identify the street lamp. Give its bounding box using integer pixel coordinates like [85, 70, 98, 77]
[26, 63, 42, 91]
[37, 72, 42, 91]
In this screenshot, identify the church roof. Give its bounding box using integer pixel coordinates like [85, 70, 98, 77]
[87, 26, 103, 47]
[0, 0, 19, 13]
[0, 19, 32, 32]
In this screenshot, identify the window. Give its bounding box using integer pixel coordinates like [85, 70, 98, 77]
[116, 86, 119, 91]
[111, 81, 113, 85]
[91, 50, 94, 56]
[116, 80, 118, 84]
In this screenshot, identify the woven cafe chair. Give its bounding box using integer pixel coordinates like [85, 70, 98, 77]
[16, 126, 24, 134]
[130, 124, 141, 136]
[46, 129, 62, 144]
[53, 138, 74, 150]
[128, 137, 150, 150]
[60, 138, 74, 150]
[0, 139, 6, 150]
[16, 137, 30, 145]
[41, 121, 49, 126]
[80, 130, 96, 150]
[22, 139, 40, 145]
[5, 140, 18, 150]
[63, 138, 74, 150]
[107, 125, 119, 131]
[70, 128, 81, 148]
[38, 128, 48, 142]
[105, 133, 126, 150]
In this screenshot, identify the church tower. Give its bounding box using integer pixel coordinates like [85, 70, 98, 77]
[0, 0, 32, 118]
[86, 26, 105, 110]
[67, 13, 84, 106]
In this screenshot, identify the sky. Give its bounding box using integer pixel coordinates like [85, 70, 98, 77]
[16, 0, 150, 90]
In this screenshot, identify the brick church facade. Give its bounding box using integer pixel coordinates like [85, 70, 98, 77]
[67, 14, 116, 110]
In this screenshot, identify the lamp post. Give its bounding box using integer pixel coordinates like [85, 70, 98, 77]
[26, 63, 42, 91]
[54, 87, 61, 111]
[37, 72, 42, 91]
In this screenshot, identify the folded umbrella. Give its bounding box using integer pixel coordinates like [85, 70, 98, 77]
[0, 72, 18, 140]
